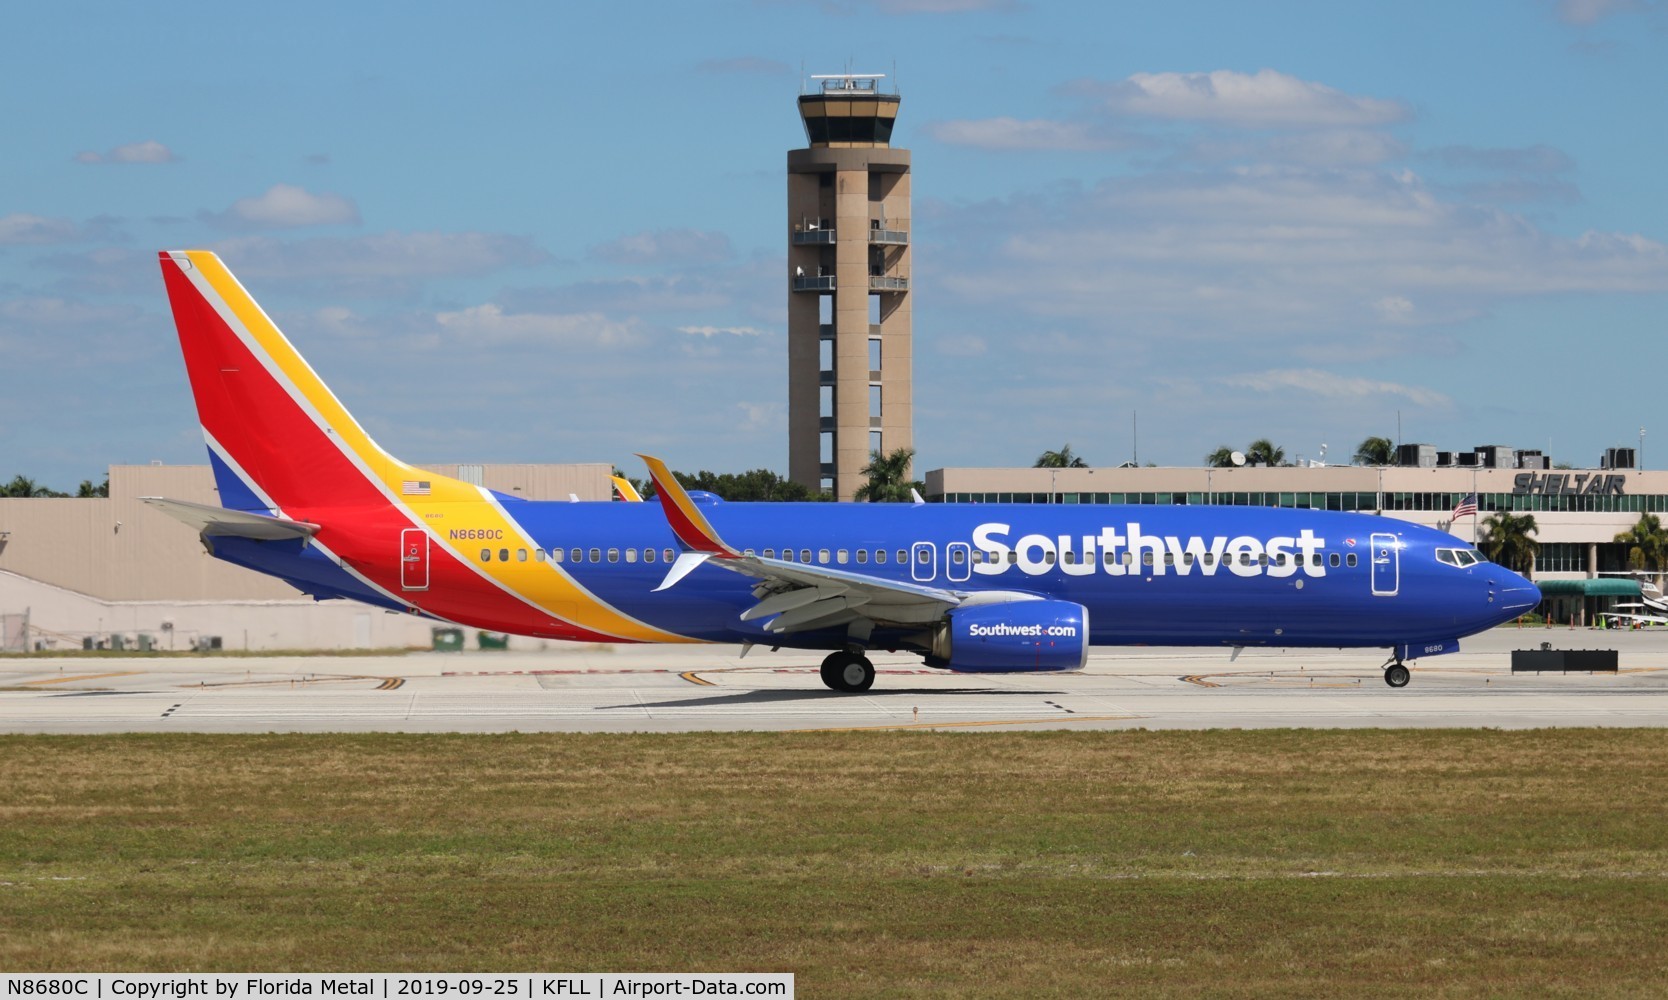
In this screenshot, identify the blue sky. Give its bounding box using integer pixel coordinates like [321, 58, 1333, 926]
[5, 0, 1667, 489]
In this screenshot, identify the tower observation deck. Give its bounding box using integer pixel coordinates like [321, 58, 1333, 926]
[787, 74, 912, 500]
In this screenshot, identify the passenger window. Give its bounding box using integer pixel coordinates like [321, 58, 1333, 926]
[1183, 553, 1195, 565]
[551, 548, 563, 563]
[1045, 551, 1057, 565]
[899, 550, 908, 564]
[1329, 552, 1340, 568]
[1347, 553, 1358, 568]
[952, 549, 966, 564]
[499, 548, 509, 562]
[644, 548, 656, 563]
[535, 548, 546, 562]
[818, 549, 830, 564]
[876, 549, 888, 564]
[664, 548, 675, 564]
[802, 549, 812, 563]
[1203, 553, 1214, 565]
[781, 549, 794, 562]
[1164, 553, 1175, 566]
[626, 548, 638, 563]
[836, 549, 849, 564]
[517, 549, 527, 562]
[607, 548, 619, 563]
[917, 549, 930, 564]
[1142, 552, 1153, 566]
[1063, 551, 1076, 565]
[1009, 552, 1019, 564]
[1239, 554, 1252, 566]
[1121, 552, 1133, 566]
[764, 548, 776, 559]
[480, 549, 491, 562]
[857, 549, 868, 564]
[1103, 551, 1116, 566]
[589, 548, 601, 563]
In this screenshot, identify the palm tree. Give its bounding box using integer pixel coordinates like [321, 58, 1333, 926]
[1246, 438, 1286, 467]
[76, 478, 109, 498]
[1614, 513, 1668, 592]
[1, 475, 64, 498]
[1034, 444, 1088, 469]
[1480, 511, 1539, 576]
[1353, 436, 1395, 466]
[1205, 446, 1237, 467]
[854, 447, 923, 502]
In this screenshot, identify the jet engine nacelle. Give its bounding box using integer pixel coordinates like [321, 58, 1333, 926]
[928, 600, 1090, 673]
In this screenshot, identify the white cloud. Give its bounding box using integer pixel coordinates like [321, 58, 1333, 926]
[207, 183, 361, 230]
[74, 140, 178, 164]
[0, 213, 79, 245]
[926, 164, 1668, 346]
[211, 232, 549, 289]
[1221, 369, 1451, 408]
[591, 228, 732, 265]
[678, 324, 765, 338]
[1187, 129, 1407, 167]
[1557, 0, 1641, 24]
[1088, 69, 1408, 128]
[434, 303, 638, 347]
[923, 117, 1132, 151]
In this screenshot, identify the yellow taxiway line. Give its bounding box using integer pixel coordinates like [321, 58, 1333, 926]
[22, 671, 140, 686]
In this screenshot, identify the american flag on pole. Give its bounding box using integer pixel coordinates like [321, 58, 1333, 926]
[1451, 492, 1478, 520]
[402, 480, 431, 496]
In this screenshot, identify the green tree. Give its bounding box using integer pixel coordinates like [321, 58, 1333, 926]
[1205, 446, 1238, 467]
[1613, 513, 1668, 592]
[76, 478, 109, 498]
[1480, 511, 1540, 577]
[1246, 438, 1287, 467]
[854, 447, 923, 503]
[1034, 444, 1088, 469]
[1, 475, 65, 498]
[1352, 436, 1395, 466]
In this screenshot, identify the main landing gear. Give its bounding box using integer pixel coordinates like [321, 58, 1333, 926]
[820, 649, 875, 693]
[1381, 655, 1411, 689]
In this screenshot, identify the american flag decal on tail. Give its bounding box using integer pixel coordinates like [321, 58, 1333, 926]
[402, 480, 431, 496]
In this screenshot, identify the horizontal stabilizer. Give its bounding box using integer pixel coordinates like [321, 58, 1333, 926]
[142, 497, 320, 540]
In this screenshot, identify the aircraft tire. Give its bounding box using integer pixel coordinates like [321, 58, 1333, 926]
[1385, 663, 1411, 688]
[820, 651, 875, 692]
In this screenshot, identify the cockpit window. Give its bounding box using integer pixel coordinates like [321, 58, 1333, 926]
[1437, 547, 1485, 567]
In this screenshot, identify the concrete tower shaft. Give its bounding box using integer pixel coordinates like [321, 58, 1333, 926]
[787, 74, 912, 501]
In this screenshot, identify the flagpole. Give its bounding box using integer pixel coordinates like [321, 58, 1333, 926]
[1472, 466, 1478, 546]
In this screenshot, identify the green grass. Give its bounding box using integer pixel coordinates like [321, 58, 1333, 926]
[3, 731, 1667, 996]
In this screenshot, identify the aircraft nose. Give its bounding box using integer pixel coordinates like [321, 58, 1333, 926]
[1494, 569, 1541, 617]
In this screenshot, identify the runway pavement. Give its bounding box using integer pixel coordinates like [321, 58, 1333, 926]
[3, 625, 1666, 733]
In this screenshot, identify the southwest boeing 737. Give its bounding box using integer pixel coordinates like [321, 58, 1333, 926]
[148, 250, 1540, 691]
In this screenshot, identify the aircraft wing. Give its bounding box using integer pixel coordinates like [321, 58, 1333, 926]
[142, 497, 320, 540]
[636, 454, 1038, 635]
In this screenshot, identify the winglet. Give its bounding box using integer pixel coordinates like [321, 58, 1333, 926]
[637, 454, 740, 558]
[611, 475, 643, 502]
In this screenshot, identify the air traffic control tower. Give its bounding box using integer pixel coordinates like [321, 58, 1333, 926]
[788, 74, 911, 500]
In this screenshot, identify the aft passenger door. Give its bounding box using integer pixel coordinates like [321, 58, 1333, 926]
[1370, 532, 1398, 597]
[400, 528, 430, 591]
